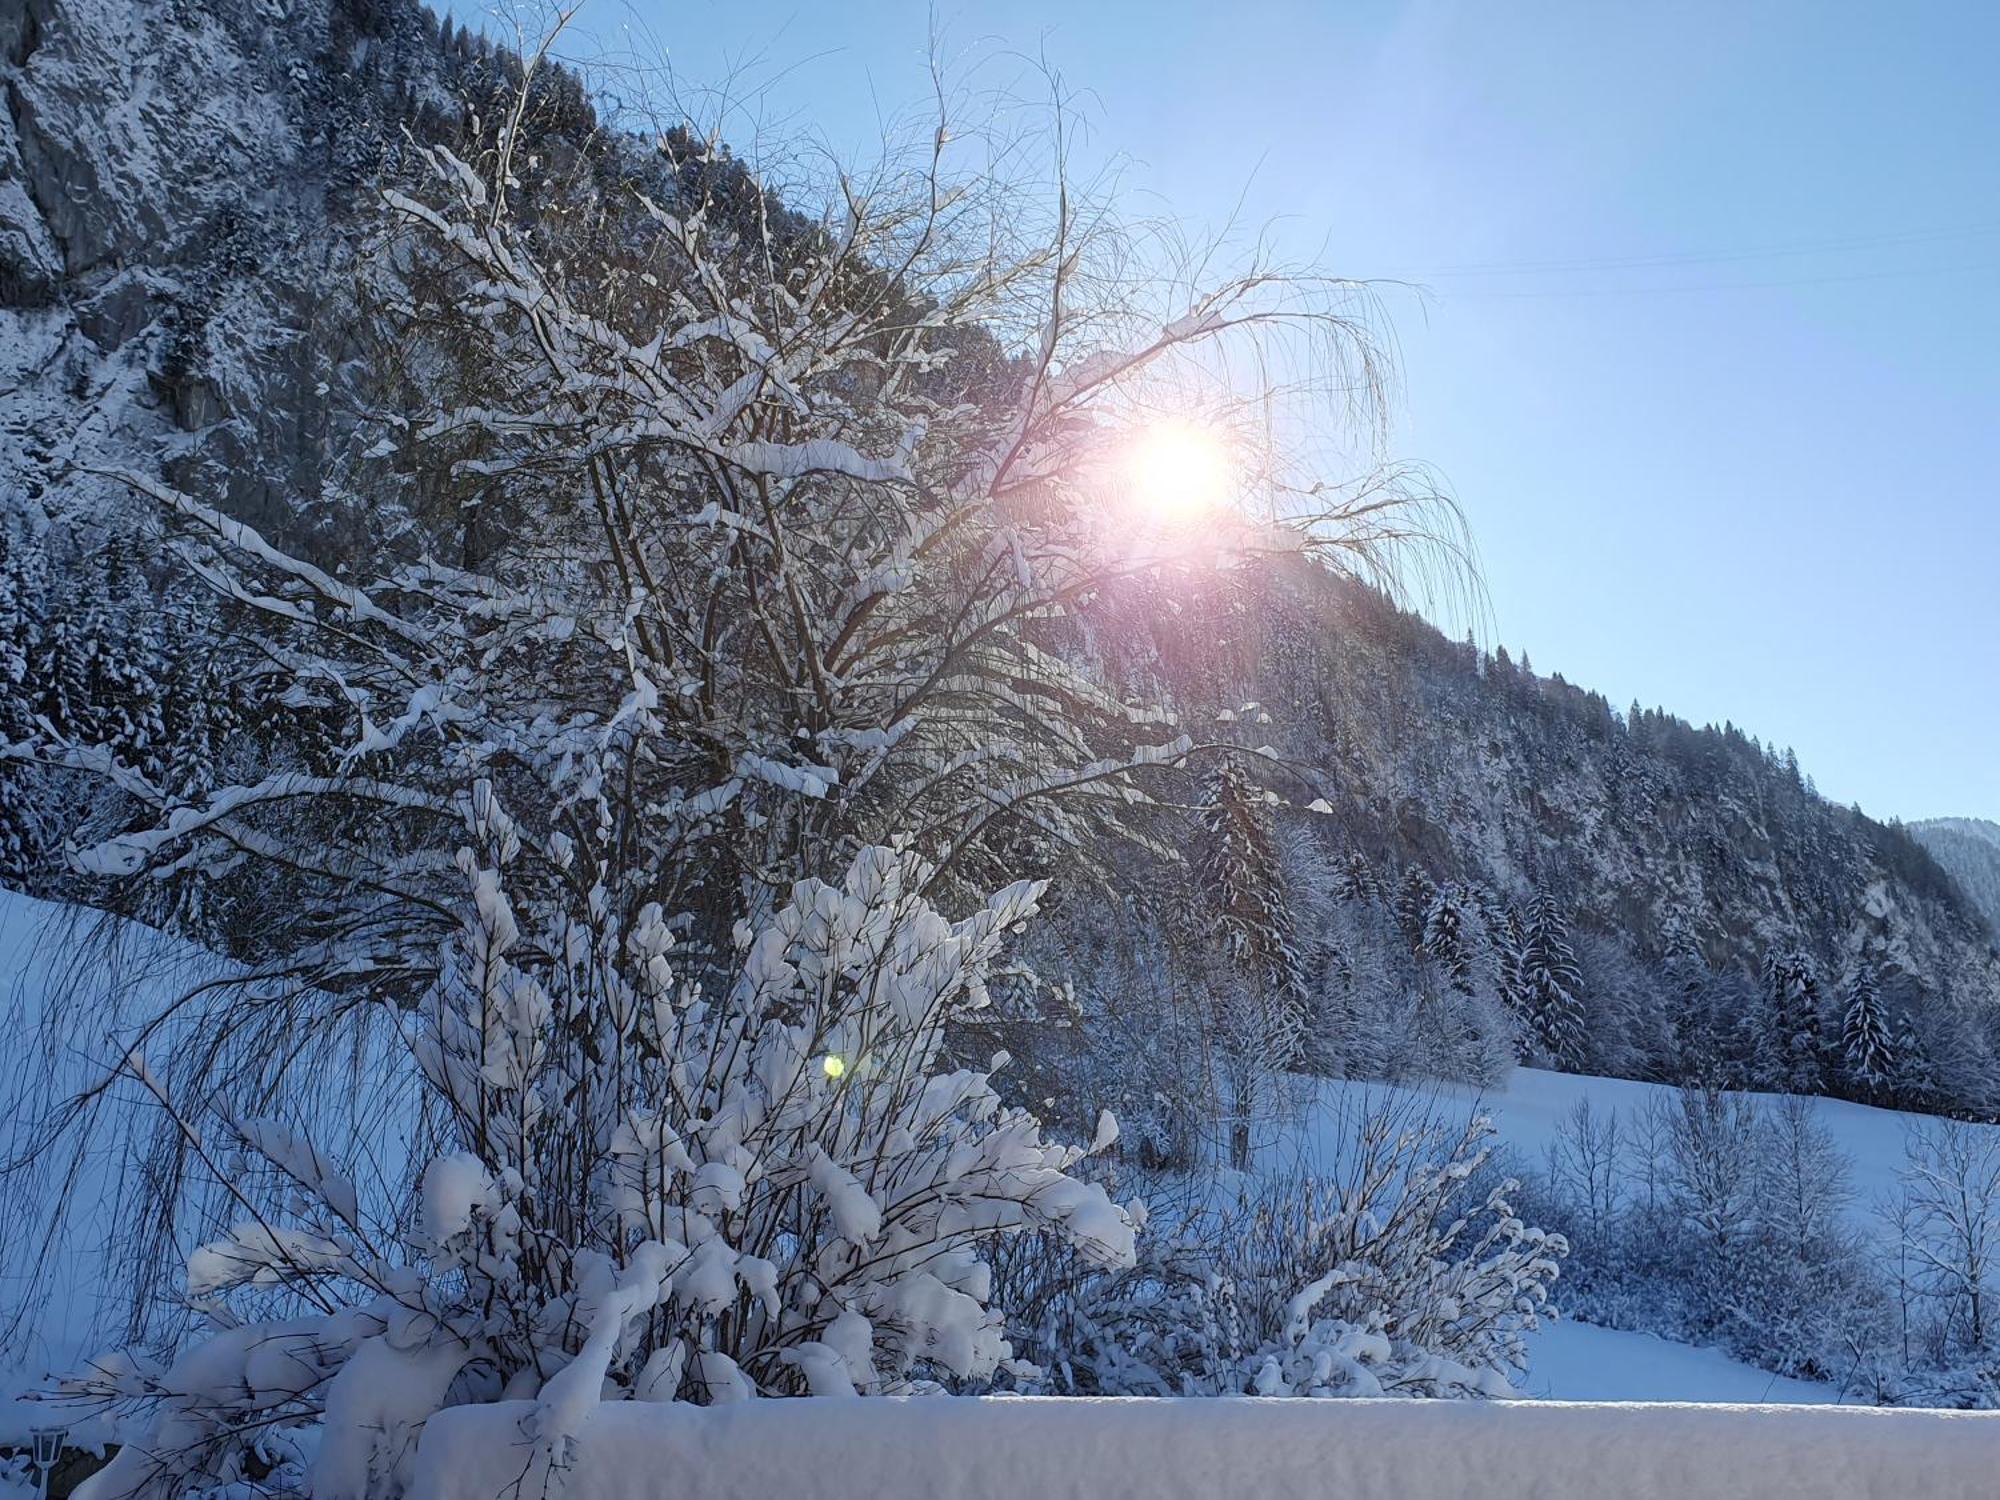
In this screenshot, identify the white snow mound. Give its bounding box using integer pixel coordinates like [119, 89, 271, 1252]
[413, 1394, 2000, 1500]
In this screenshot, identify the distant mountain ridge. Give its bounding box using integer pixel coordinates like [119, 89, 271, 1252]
[1235, 566, 1995, 994]
[1913, 818, 2000, 940]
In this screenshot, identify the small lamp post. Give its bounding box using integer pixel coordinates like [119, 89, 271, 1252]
[29, 1425, 66, 1500]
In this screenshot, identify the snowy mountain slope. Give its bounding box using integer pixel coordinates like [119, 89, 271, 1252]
[1239, 569, 1995, 1013]
[1521, 1320, 1837, 1404]
[0, 0, 486, 538]
[1914, 818, 2000, 940]
[1268, 1066, 1985, 1246]
[5, 0, 1995, 1108]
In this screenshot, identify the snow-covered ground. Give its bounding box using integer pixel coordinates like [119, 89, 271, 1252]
[1270, 1065, 1979, 1245]
[0, 884, 1976, 1424]
[1523, 1320, 1837, 1404]
[1249, 1063, 2000, 1402]
[0, 886, 228, 1449]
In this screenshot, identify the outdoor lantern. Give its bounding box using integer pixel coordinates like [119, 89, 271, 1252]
[29, 1425, 65, 1499]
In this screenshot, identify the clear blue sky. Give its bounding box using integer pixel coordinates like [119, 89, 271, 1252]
[565, 1, 1999, 824]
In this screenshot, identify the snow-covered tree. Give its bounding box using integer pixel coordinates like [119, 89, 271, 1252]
[1334, 849, 1381, 905]
[1660, 914, 1723, 1084]
[1197, 757, 1305, 1006]
[65, 835, 1139, 1498]
[0, 529, 44, 874]
[1842, 960, 1895, 1092]
[1897, 1118, 2000, 1356]
[1514, 892, 1586, 1069]
[1488, 898, 1525, 1020]
[1762, 947, 1824, 1094]
[1024, 1102, 1564, 1399]
[1420, 882, 1477, 994]
[1393, 864, 1437, 954]
[1754, 1094, 1852, 1262]
[1196, 756, 1308, 1165]
[1667, 1087, 1760, 1257]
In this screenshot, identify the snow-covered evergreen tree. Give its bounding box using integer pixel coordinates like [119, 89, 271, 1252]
[1394, 864, 1438, 954]
[1660, 914, 1724, 1084]
[1763, 947, 1824, 1094]
[1334, 849, 1381, 905]
[1515, 892, 1586, 1069]
[1196, 757, 1308, 1166]
[1197, 757, 1306, 1007]
[1421, 883, 1477, 994]
[1842, 959, 1895, 1092]
[0, 530, 44, 874]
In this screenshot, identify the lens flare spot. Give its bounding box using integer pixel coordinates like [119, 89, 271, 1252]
[1123, 420, 1233, 524]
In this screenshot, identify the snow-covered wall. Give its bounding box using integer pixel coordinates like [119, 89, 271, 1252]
[413, 1395, 2000, 1500]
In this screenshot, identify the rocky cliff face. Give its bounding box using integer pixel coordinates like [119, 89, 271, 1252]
[1915, 819, 2000, 941]
[0, 0, 458, 537]
[1250, 570, 1995, 997]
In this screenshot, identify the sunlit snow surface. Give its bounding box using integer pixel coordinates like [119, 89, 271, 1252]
[1251, 1066, 2000, 1403]
[1522, 1320, 1838, 1404]
[0, 885, 1984, 1423]
[1270, 1066, 1983, 1248]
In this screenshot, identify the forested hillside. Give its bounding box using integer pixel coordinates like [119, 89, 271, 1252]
[6, 0, 1995, 1138]
[1020, 559, 2000, 1163]
[1914, 818, 2000, 938]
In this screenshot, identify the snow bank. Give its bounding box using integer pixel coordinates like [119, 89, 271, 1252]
[413, 1395, 1999, 1500]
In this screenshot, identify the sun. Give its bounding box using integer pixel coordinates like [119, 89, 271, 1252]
[1123, 420, 1234, 525]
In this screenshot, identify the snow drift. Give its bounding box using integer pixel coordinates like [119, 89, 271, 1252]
[413, 1394, 2000, 1500]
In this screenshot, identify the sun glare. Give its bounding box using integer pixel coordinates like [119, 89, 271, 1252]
[1123, 420, 1233, 525]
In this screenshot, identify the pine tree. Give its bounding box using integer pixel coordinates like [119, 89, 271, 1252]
[1422, 884, 1476, 994]
[1763, 947, 1824, 1093]
[1490, 899, 1526, 1022]
[1197, 758, 1306, 1166]
[0, 532, 43, 874]
[1334, 849, 1381, 905]
[1516, 891, 1587, 1069]
[1892, 1012, 1938, 1111]
[1197, 758, 1304, 1006]
[1841, 960, 1894, 1092]
[1661, 914, 1722, 1084]
[1395, 864, 1438, 954]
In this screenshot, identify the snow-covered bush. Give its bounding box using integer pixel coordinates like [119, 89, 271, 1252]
[65, 828, 1137, 1498]
[1516, 1089, 1890, 1390]
[1015, 1101, 1564, 1398]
